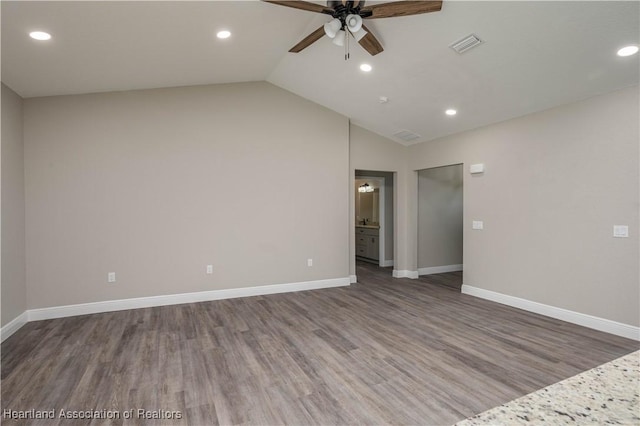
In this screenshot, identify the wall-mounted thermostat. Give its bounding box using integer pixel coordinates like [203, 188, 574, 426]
[470, 164, 485, 174]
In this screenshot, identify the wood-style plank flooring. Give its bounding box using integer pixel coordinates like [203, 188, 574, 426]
[2, 262, 638, 425]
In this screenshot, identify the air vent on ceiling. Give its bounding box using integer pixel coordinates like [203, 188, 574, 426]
[450, 34, 483, 54]
[394, 130, 421, 142]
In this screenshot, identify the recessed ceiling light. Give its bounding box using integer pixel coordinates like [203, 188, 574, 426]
[360, 63, 372, 72]
[617, 45, 639, 57]
[445, 109, 457, 116]
[216, 30, 231, 39]
[29, 31, 51, 41]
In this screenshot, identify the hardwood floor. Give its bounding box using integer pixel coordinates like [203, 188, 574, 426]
[2, 263, 638, 425]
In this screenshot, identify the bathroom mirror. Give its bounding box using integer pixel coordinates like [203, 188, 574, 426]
[355, 178, 380, 226]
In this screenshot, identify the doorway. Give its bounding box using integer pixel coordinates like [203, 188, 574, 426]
[417, 164, 463, 282]
[354, 170, 394, 268]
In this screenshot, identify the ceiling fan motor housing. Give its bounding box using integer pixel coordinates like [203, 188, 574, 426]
[328, 1, 365, 9]
[327, 1, 368, 21]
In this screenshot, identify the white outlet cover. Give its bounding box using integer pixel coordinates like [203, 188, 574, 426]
[472, 221, 484, 230]
[108, 272, 116, 283]
[206, 265, 213, 274]
[613, 225, 629, 238]
[307, 259, 313, 267]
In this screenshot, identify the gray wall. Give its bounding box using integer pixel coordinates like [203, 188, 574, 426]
[1, 83, 27, 326]
[418, 165, 463, 270]
[356, 170, 394, 263]
[7, 80, 639, 331]
[407, 87, 639, 326]
[23, 82, 349, 309]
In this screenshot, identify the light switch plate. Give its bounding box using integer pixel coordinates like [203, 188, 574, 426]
[470, 164, 485, 174]
[613, 225, 629, 238]
[206, 265, 213, 274]
[107, 272, 116, 283]
[472, 221, 484, 230]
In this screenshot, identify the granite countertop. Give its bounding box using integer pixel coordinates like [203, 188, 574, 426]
[356, 225, 380, 229]
[455, 350, 640, 425]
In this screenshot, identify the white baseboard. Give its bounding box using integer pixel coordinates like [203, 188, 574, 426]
[461, 284, 640, 341]
[350, 275, 358, 284]
[380, 260, 394, 267]
[1, 311, 28, 343]
[392, 270, 419, 279]
[24, 277, 350, 323]
[418, 264, 463, 276]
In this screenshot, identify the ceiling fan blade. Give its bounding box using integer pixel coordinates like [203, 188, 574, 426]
[360, 1, 442, 19]
[358, 24, 383, 56]
[289, 26, 326, 53]
[262, 1, 334, 15]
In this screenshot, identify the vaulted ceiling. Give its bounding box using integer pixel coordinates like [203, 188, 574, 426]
[2, 1, 638, 144]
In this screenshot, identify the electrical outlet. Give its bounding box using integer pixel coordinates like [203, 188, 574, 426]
[206, 265, 213, 274]
[307, 259, 313, 267]
[472, 221, 484, 230]
[107, 272, 116, 283]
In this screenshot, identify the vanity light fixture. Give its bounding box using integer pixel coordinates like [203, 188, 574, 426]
[29, 31, 51, 41]
[358, 183, 374, 193]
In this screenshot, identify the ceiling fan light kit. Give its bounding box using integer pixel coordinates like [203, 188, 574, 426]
[332, 29, 346, 46]
[345, 14, 363, 32]
[324, 18, 342, 38]
[264, 1, 443, 57]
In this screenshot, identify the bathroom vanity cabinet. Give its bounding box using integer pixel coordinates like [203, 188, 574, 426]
[356, 226, 379, 262]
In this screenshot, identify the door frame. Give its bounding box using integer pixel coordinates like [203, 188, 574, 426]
[355, 175, 385, 266]
[415, 163, 464, 276]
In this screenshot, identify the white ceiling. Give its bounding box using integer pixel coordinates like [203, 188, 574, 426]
[2, 1, 639, 145]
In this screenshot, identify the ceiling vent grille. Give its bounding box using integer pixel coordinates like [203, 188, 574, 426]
[450, 34, 483, 54]
[394, 130, 421, 142]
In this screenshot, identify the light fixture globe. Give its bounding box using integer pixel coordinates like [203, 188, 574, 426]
[332, 29, 346, 46]
[345, 14, 363, 33]
[358, 183, 374, 193]
[323, 18, 341, 38]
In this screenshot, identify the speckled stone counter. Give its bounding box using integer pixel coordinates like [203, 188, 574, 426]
[456, 350, 640, 425]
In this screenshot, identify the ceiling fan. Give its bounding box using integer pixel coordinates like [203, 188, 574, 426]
[263, 1, 442, 56]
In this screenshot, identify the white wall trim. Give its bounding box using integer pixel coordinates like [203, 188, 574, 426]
[461, 285, 640, 341]
[350, 275, 358, 283]
[381, 260, 394, 267]
[392, 270, 419, 279]
[25, 277, 350, 322]
[418, 264, 463, 276]
[378, 176, 385, 267]
[1, 311, 28, 343]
